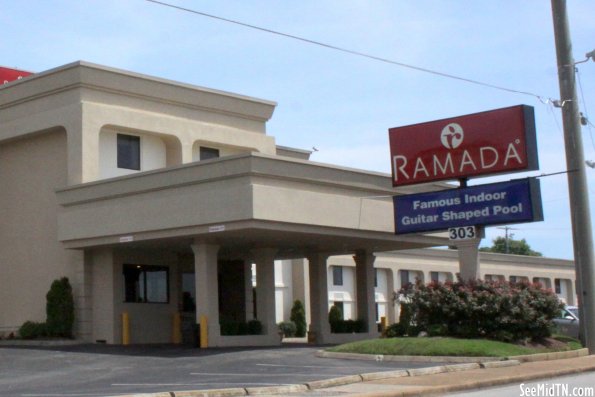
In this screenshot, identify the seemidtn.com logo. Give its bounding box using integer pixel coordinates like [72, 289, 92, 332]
[520, 383, 595, 397]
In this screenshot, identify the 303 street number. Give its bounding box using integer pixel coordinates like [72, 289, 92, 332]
[448, 226, 476, 240]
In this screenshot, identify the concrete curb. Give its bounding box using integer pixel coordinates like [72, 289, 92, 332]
[244, 384, 308, 395]
[317, 347, 588, 363]
[407, 366, 446, 377]
[316, 350, 501, 363]
[511, 347, 589, 362]
[306, 374, 363, 390]
[0, 339, 84, 347]
[480, 359, 521, 368]
[360, 369, 410, 381]
[445, 362, 482, 372]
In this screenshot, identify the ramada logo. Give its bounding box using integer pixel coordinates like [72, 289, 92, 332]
[392, 125, 524, 183]
[440, 123, 464, 149]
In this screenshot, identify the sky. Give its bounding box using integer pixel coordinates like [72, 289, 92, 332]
[2, 0, 595, 260]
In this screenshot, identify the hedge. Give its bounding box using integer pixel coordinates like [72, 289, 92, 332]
[393, 278, 563, 342]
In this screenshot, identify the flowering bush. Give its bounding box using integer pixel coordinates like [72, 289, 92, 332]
[396, 278, 563, 342]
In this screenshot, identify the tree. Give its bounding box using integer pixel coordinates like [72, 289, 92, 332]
[46, 277, 75, 338]
[480, 236, 542, 256]
[290, 300, 307, 337]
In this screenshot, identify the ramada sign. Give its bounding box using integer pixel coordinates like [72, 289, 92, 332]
[0, 66, 33, 85]
[389, 105, 538, 186]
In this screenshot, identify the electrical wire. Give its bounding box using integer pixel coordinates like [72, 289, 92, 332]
[145, 0, 550, 101]
[546, 100, 565, 137]
[576, 68, 595, 153]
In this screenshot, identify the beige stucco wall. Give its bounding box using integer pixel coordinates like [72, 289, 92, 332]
[0, 62, 277, 186]
[0, 130, 82, 335]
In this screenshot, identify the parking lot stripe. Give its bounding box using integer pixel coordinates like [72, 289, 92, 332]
[189, 372, 346, 377]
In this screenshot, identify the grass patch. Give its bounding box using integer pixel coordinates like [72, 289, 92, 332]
[326, 337, 581, 357]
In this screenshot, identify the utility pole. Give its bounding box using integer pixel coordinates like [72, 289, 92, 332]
[551, 0, 595, 353]
[497, 226, 517, 254]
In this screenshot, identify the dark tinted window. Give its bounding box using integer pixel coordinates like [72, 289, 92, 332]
[200, 147, 220, 160]
[123, 264, 168, 303]
[117, 134, 141, 170]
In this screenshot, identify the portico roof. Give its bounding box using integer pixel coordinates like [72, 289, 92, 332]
[56, 153, 449, 256]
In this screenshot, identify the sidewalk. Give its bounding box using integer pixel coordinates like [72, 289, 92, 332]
[118, 350, 595, 397]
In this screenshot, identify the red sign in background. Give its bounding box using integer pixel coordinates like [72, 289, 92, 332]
[388, 105, 538, 186]
[1, 66, 33, 84]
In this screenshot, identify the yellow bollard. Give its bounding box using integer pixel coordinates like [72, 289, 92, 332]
[172, 312, 182, 344]
[380, 316, 387, 336]
[199, 315, 208, 348]
[122, 312, 130, 345]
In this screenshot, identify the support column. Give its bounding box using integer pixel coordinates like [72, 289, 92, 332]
[386, 268, 396, 324]
[291, 258, 311, 327]
[244, 261, 255, 321]
[75, 250, 92, 342]
[457, 238, 482, 281]
[354, 250, 377, 333]
[191, 242, 220, 346]
[91, 248, 116, 344]
[307, 253, 330, 344]
[252, 248, 278, 336]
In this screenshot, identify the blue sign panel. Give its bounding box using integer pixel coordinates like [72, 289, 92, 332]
[394, 178, 543, 234]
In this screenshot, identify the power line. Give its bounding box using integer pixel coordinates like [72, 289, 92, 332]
[576, 68, 595, 154]
[145, 0, 550, 101]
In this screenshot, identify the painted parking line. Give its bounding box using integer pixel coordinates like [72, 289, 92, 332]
[112, 382, 292, 387]
[189, 372, 346, 377]
[256, 363, 402, 370]
[22, 394, 125, 397]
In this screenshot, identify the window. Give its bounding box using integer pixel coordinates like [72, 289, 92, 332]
[200, 146, 220, 160]
[332, 266, 343, 286]
[430, 271, 439, 282]
[333, 302, 344, 320]
[374, 269, 378, 287]
[117, 134, 141, 170]
[510, 276, 518, 283]
[555, 279, 562, 294]
[399, 270, 409, 288]
[123, 264, 169, 303]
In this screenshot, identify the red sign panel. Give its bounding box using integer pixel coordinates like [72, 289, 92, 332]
[1, 66, 33, 85]
[388, 105, 538, 186]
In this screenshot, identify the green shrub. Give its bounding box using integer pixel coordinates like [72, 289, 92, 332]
[46, 277, 75, 338]
[247, 319, 263, 335]
[385, 301, 420, 337]
[220, 321, 240, 336]
[19, 321, 47, 339]
[220, 320, 263, 335]
[290, 300, 307, 337]
[328, 305, 343, 333]
[278, 321, 297, 337]
[396, 278, 563, 342]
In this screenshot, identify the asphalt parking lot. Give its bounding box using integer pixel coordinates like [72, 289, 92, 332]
[0, 343, 446, 397]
